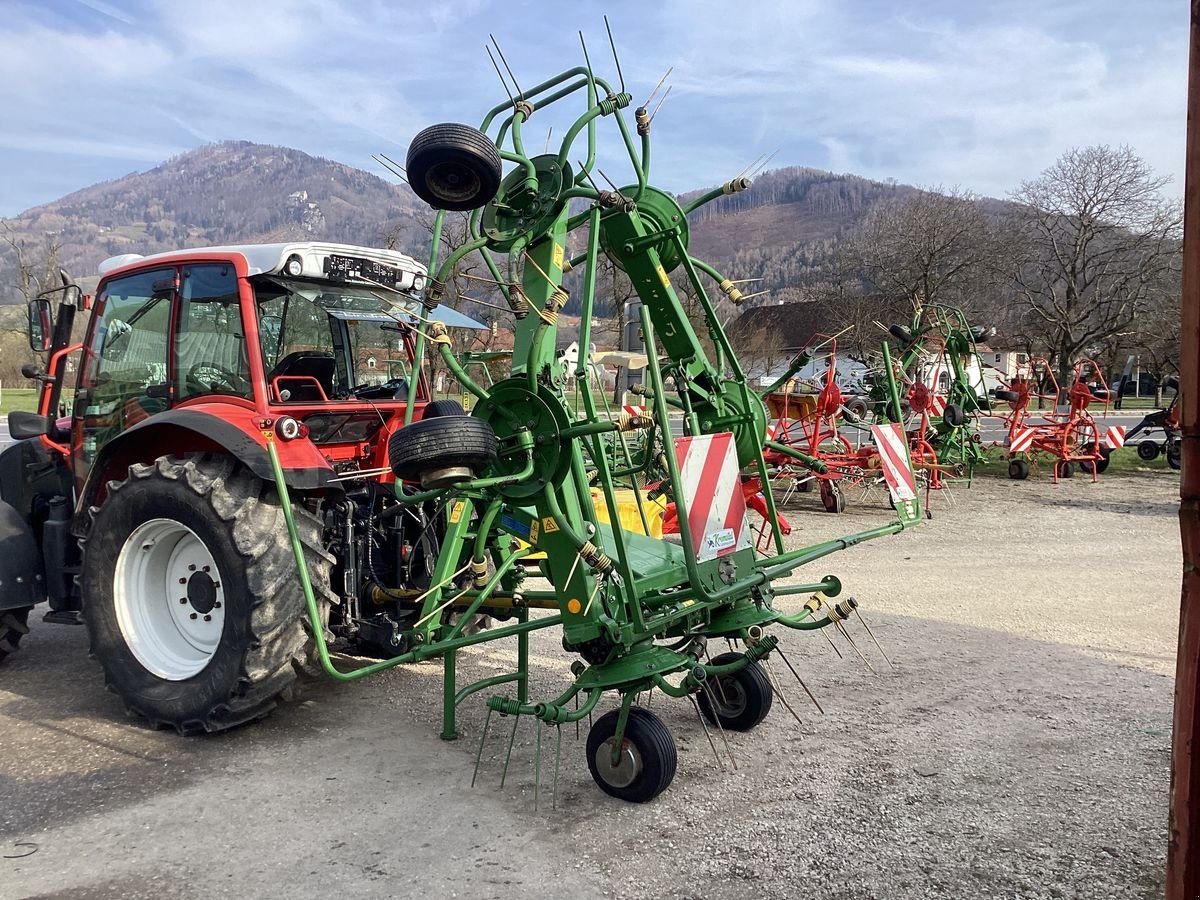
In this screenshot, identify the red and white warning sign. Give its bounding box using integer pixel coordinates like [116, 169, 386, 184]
[928, 395, 946, 417]
[871, 423, 917, 503]
[1010, 426, 1036, 453]
[1105, 425, 1126, 449]
[673, 432, 751, 562]
[622, 404, 646, 417]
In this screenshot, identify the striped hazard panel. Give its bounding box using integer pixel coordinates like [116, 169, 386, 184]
[673, 432, 751, 562]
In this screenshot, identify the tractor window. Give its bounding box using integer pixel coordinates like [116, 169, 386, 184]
[175, 265, 252, 401]
[76, 268, 174, 467]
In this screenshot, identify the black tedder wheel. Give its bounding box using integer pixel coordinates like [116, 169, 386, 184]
[843, 397, 870, 423]
[942, 403, 966, 428]
[422, 399, 466, 419]
[406, 123, 503, 211]
[889, 324, 914, 344]
[994, 389, 1021, 403]
[81, 454, 335, 734]
[388, 416, 498, 488]
[819, 480, 846, 513]
[1079, 444, 1111, 475]
[697, 651, 774, 731]
[1168, 441, 1182, 471]
[1008, 459, 1030, 480]
[586, 707, 677, 803]
[0, 607, 31, 663]
[1057, 461, 1074, 479]
[1137, 441, 1161, 462]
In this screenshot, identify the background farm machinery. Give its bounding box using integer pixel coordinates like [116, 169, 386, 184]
[994, 356, 1113, 481]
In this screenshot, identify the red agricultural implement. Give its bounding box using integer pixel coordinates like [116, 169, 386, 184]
[996, 357, 1113, 482]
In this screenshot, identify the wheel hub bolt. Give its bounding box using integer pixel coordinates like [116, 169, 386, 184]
[189, 613, 198, 620]
[203, 614, 212, 622]
[203, 566, 210, 573]
[214, 602, 222, 609]
[179, 597, 187, 604]
[179, 577, 187, 584]
[188, 564, 196, 571]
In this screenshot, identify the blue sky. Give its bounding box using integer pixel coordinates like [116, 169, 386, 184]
[0, 0, 1186, 218]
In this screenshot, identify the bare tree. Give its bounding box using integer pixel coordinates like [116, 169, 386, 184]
[844, 186, 1007, 317]
[1008, 145, 1182, 383]
[1, 222, 63, 307]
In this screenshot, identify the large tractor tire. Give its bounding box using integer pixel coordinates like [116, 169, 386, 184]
[82, 454, 335, 734]
[0, 607, 31, 663]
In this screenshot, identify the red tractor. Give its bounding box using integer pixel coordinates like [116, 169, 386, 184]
[0, 241, 495, 732]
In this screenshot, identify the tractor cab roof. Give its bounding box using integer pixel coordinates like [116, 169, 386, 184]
[97, 241, 428, 290]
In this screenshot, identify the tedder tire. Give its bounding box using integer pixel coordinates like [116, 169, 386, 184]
[82, 454, 335, 734]
[942, 404, 966, 428]
[697, 651, 774, 731]
[389, 416, 498, 487]
[406, 123, 503, 211]
[1169, 441, 1182, 471]
[1057, 461, 1074, 479]
[1137, 441, 1161, 462]
[889, 324, 914, 345]
[843, 397, 870, 423]
[1008, 459, 1029, 480]
[586, 707, 677, 803]
[994, 389, 1021, 403]
[422, 399, 466, 419]
[1079, 444, 1111, 475]
[819, 480, 846, 513]
[0, 607, 31, 663]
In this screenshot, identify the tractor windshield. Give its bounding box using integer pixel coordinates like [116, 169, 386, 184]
[251, 276, 419, 400]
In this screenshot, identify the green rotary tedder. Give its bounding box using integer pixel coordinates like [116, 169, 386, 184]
[270, 40, 924, 802]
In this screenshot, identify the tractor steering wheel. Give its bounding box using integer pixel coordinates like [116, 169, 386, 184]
[187, 362, 248, 395]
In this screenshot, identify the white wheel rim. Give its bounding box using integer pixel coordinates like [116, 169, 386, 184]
[113, 518, 226, 680]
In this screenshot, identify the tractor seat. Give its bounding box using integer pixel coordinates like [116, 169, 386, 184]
[269, 351, 336, 402]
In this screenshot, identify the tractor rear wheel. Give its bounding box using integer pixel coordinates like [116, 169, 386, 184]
[82, 454, 335, 734]
[1008, 459, 1029, 480]
[0, 607, 31, 664]
[697, 651, 774, 731]
[586, 707, 677, 803]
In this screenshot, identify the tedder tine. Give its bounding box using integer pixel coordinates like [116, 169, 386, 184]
[775, 645, 825, 715]
[702, 682, 738, 771]
[471, 704, 494, 788]
[688, 694, 727, 771]
[853, 605, 896, 672]
[499, 712, 521, 789]
[763, 659, 804, 727]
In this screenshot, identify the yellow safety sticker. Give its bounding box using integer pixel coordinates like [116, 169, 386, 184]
[552, 244, 565, 270]
[566, 598, 582, 614]
[529, 519, 540, 543]
[448, 500, 466, 524]
[261, 431, 274, 440]
[655, 263, 670, 288]
[542, 517, 560, 533]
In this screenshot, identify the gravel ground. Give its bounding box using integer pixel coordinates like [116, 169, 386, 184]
[0, 470, 1180, 899]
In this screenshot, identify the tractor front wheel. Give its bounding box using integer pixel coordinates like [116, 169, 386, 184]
[0, 607, 31, 664]
[586, 707, 677, 803]
[82, 454, 335, 734]
[697, 651, 774, 731]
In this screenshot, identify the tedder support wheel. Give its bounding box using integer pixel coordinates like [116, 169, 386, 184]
[81, 454, 335, 734]
[389, 416, 498, 489]
[405, 123, 503, 211]
[697, 651, 774, 731]
[422, 399, 466, 419]
[586, 707, 677, 803]
[0, 607, 31, 663]
[1079, 444, 1111, 476]
[1008, 459, 1030, 480]
[1137, 441, 1161, 462]
[943, 403, 966, 428]
[819, 480, 846, 513]
[1057, 461, 1074, 479]
[1169, 441, 1182, 471]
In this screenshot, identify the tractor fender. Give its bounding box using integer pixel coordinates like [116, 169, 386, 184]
[75, 407, 340, 529]
[0, 499, 47, 612]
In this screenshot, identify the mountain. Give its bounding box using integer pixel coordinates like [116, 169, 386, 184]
[0, 141, 915, 306]
[0, 141, 429, 302]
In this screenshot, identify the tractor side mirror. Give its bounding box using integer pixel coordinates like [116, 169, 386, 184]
[28, 298, 52, 352]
